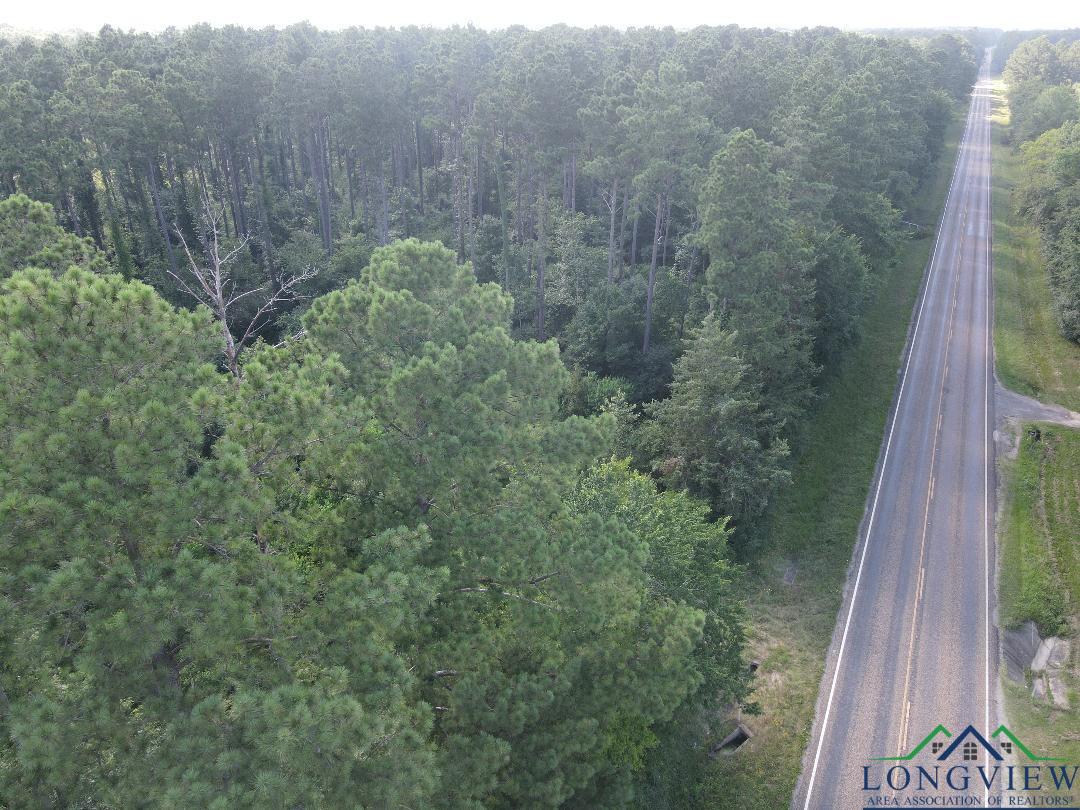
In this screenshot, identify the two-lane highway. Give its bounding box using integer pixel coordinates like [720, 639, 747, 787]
[792, 52, 997, 809]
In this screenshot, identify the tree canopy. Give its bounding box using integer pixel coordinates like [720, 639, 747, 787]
[0, 21, 978, 807]
[1003, 34, 1080, 344]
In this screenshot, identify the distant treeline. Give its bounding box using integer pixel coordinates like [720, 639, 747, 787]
[993, 28, 1080, 73]
[866, 27, 1000, 51]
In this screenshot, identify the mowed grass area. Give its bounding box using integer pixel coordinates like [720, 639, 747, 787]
[990, 81, 1080, 413]
[698, 116, 964, 808]
[999, 426, 1077, 636]
[998, 425, 1080, 766]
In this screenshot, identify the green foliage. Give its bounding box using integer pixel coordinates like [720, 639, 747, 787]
[570, 460, 750, 709]
[699, 129, 818, 429]
[808, 227, 871, 365]
[0, 193, 105, 277]
[0, 267, 440, 807]
[641, 315, 791, 520]
[926, 34, 980, 101]
[568, 460, 751, 805]
[702, 114, 965, 808]
[561, 367, 633, 417]
[0, 244, 754, 808]
[994, 30, 1080, 74]
[0, 24, 968, 381]
[1011, 83, 1080, 144]
[1001, 37, 1080, 348]
[1004, 36, 1070, 88]
[561, 270, 682, 401]
[1016, 121, 1080, 342]
[997, 34, 1075, 349]
[990, 90, 1080, 412]
[301, 239, 725, 806]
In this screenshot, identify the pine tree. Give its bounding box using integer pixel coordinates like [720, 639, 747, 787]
[303, 239, 707, 806]
[0, 267, 440, 807]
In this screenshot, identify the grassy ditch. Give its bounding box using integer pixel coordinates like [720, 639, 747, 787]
[998, 424, 1080, 767]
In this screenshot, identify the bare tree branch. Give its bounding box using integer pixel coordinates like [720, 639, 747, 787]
[170, 191, 318, 379]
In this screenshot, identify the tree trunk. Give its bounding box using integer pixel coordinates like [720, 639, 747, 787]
[379, 172, 390, 245]
[679, 244, 698, 339]
[536, 187, 546, 342]
[569, 150, 577, 211]
[415, 120, 425, 215]
[494, 146, 511, 289]
[476, 142, 483, 218]
[77, 164, 105, 248]
[278, 137, 290, 188]
[66, 191, 83, 237]
[208, 139, 235, 238]
[323, 117, 334, 191]
[288, 136, 299, 187]
[606, 176, 619, 283]
[249, 152, 273, 270]
[309, 126, 332, 255]
[617, 179, 629, 280]
[360, 159, 371, 234]
[661, 195, 672, 265]
[642, 192, 664, 354]
[145, 156, 178, 278]
[346, 148, 356, 220]
[130, 162, 156, 263]
[466, 155, 474, 260]
[515, 155, 524, 243]
[455, 136, 466, 261]
[225, 142, 249, 238]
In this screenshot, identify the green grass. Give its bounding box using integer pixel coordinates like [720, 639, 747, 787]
[999, 426, 1075, 636]
[990, 81, 1080, 413]
[698, 115, 965, 808]
[999, 425, 1080, 770]
[1001, 679, 1080, 770]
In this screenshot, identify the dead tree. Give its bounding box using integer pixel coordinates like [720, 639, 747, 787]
[171, 192, 316, 379]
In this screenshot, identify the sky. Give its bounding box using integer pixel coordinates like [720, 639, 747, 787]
[1, 0, 1076, 35]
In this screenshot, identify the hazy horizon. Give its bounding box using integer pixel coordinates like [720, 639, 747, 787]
[2, 0, 1077, 37]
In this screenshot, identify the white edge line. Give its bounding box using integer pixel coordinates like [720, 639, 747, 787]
[800, 88, 977, 810]
[983, 74, 993, 806]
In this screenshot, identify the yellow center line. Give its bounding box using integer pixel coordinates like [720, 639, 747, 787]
[894, 203, 968, 760]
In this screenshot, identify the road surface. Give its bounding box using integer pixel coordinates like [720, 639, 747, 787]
[792, 53, 998, 808]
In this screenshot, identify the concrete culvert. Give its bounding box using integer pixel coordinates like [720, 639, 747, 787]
[710, 723, 752, 757]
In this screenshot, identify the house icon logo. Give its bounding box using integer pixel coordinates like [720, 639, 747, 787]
[873, 724, 1062, 762]
[861, 723, 1076, 800]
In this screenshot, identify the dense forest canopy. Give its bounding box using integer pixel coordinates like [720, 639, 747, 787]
[1002, 34, 1080, 343]
[0, 24, 976, 497]
[0, 22, 976, 808]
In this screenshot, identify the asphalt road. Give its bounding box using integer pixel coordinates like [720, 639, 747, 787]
[791, 53, 998, 809]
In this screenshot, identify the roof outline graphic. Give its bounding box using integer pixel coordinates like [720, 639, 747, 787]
[875, 724, 1064, 762]
[991, 725, 1064, 762]
[937, 725, 1002, 761]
